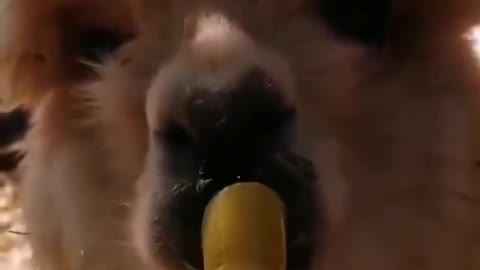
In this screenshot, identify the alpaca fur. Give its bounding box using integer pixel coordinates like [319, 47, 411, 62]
[2, 0, 480, 270]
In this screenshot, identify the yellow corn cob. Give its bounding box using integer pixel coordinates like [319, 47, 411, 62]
[202, 182, 286, 270]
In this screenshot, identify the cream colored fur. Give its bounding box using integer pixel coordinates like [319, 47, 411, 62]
[1, 0, 480, 270]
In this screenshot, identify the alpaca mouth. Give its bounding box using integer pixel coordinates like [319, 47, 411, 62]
[154, 151, 319, 270]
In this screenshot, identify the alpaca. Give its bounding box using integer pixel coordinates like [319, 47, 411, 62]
[1, 0, 480, 270]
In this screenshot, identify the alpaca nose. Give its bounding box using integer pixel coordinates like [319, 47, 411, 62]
[182, 67, 295, 150]
[151, 66, 295, 163]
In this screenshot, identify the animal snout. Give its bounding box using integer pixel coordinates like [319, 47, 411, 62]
[147, 11, 295, 147]
[183, 67, 294, 149]
[147, 66, 316, 270]
[151, 64, 295, 158]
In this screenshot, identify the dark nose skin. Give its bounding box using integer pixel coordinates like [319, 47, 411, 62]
[154, 67, 296, 181]
[183, 67, 295, 152]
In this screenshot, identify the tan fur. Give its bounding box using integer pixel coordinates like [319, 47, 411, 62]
[1, 0, 480, 270]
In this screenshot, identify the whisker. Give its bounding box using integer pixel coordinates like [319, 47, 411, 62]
[172, 180, 194, 196]
[8, 230, 32, 236]
[111, 201, 133, 209]
[181, 261, 199, 270]
[196, 178, 212, 192]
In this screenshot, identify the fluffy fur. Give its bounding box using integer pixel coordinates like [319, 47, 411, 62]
[1, 0, 480, 270]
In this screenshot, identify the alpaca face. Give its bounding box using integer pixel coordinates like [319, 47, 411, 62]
[1, 1, 480, 270]
[88, 5, 321, 269]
